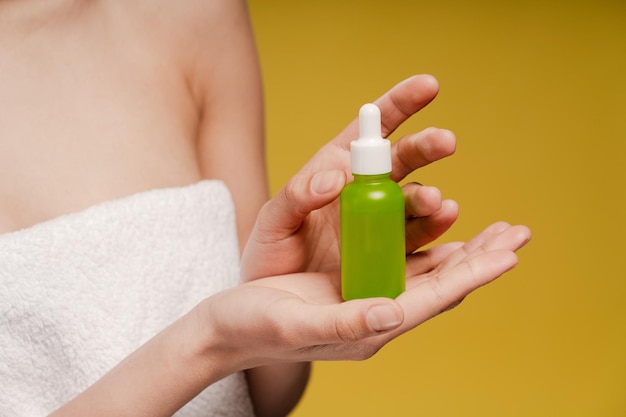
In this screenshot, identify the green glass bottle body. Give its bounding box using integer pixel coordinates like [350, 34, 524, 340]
[340, 173, 405, 300]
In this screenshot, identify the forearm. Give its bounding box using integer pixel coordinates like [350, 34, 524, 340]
[246, 362, 311, 417]
[49, 306, 235, 417]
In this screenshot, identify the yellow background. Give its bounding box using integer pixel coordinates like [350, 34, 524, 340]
[248, 0, 625, 415]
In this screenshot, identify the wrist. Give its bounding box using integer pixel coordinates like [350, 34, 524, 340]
[185, 298, 247, 383]
[49, 301, 243, 417]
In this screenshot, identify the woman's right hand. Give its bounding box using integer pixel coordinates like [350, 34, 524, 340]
[51, 221, 528, 417]
[200, 221, 530, 369]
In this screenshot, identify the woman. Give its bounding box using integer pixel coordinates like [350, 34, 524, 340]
[0, 0, 531, 416]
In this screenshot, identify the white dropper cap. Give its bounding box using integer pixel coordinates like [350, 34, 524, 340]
[350, 103, 392, 175]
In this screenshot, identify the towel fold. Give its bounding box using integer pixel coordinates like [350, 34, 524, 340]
[0, 180, 254, 417]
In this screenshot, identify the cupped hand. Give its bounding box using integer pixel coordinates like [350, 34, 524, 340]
[241, 74, 458, 281]
[204, 222, 530, 369]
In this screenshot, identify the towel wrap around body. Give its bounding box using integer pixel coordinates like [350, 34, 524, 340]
[0, 180, 255, 416]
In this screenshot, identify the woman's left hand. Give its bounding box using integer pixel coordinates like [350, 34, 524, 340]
[241, 74, 458, 282]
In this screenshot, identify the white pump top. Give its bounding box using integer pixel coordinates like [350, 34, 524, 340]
[350, 103, 392, 175]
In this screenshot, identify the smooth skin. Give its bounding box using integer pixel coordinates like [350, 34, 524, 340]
[0, 1, 531, 416]
[50, 75, 531, 417]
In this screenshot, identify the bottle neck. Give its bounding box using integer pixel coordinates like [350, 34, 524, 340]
[353, 173, 391, 183]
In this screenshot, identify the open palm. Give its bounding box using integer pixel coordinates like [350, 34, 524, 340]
[215, 221, 529, 367]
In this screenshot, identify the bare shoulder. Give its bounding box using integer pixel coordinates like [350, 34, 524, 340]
[0, 0, 265, 236]
[144, 0, 269, 246]
[137, 0, 268, 245]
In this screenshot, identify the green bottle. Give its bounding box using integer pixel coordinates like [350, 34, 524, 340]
[341, 103, 405, 300]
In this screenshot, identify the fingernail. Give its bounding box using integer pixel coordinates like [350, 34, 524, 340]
[366, 303, 403, 332]
[311, 170, 343, 194]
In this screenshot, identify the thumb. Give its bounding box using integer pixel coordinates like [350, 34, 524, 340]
[258, 169, 346, 239]
[301, 298, 404, 347]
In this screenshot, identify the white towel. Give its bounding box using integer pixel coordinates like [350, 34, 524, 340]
[0, 180, 255, 417]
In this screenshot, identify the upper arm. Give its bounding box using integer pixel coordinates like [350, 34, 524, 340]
[159, 4, 308, 416]
[184, 0, 268, 250]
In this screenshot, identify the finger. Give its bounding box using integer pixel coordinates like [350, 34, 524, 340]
[381, 225, 530, 343]
[432, 223, 531, 274]
[293, 298, 404, 360]
[375, 74, 440, 138]
[405, 199, 459, 254]
[463, 224, 532, 264]
[405, 242, 464, 278]
[396, 249, 520, 332]
[332, 74, 441, 149]
[403, 182, 442, 218]
[391, 127, 456, 182]
[429, 226, 530, 311]
[255, 170, 346, 241]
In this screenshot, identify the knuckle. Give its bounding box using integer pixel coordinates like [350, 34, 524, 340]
[443, 297, 465, 313]
[333, 317, 363, 343]
[427, 277, 447, 314]
[352, 342, 381, 361]
[282, 176, 301, 204]
[282, 175, 312, 216]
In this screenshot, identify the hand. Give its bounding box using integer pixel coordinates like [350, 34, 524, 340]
[203, 222, 530, 367]
[241, 74, 459, 281]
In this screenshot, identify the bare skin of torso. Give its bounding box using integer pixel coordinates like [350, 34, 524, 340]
[0, 1, 309, 416]
[0, 0, 268, 246]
